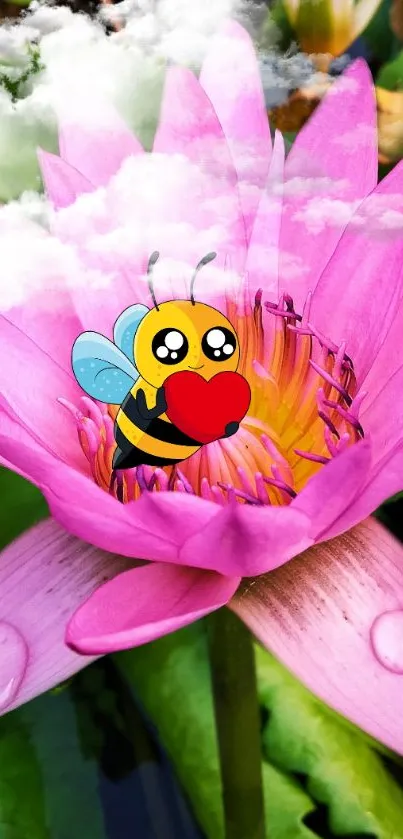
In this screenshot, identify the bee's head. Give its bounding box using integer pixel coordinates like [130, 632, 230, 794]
[134, 300, 240, 388]
[133, 251, 240, 388]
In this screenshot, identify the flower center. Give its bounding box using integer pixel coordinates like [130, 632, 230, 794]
[63, 291, 363, 507]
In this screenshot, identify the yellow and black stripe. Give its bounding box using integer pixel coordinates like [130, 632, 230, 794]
[114, 392, 201, 469]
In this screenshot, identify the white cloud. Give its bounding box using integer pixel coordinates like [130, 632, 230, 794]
[351, 198, 403, 238]
[49, 151, 247, 280]
[0, 143, 247, 311]
[0, 209, 106, 311]
[293, 190, 403, 238]
[0, 190, 51, 228]
[280, 176, 351, 198]
[279, 250, 308, 280]
[258, 52, 333, 109]
[102, 0, 243, 59]
[25, 1, 81, 34]
[332, 122, 376, 151]
[0, 0, 253, 200]
[0, 24, 39, 67]
[376, 209, 403, 230]
[293, 196, 361, 233]
[22, 0, 247, 69]
[325, 73, 360, 97]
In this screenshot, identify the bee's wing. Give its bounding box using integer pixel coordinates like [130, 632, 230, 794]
[113, 304, 149, 363]
[72, 331, 139, 403]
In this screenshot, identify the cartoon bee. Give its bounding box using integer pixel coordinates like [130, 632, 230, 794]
[72, 252, 250, 472]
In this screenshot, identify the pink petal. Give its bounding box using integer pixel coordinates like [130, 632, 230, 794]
[310, 159, 403, 385]
[0, 518, 132, 715]
[323, 448, 403, 542]
[0, 316, 85, 470]
[179, 503, 312, 577]
[153, 65, 237, 187]
[57, 97, 144, 187]
[153, 65, 247, 276]
[0, 410, 39, 480]
[5, 299, 81, 375]
[246, 130, 284, 301]
[231, 517, 403, 755]
[199, 20, 272, 238]
[66, 251, 141, 342]
[292, 439, 372, 539]
[0, 432, 311, 577]
[322, 366, 403, 539]
[0, 214, 82, 371]
[46, 184, 143, 339]
[66, 562, 240, 654]
[362, 298, 403, 410]
[361, 364, 403, 459]
[0, 435, 221, 566]
[38, 149, 95, 209]
[279, 60, 377, 311]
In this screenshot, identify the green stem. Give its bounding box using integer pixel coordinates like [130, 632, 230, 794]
[207, 608, 266, 839]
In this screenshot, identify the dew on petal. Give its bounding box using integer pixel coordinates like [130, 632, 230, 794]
[370, 610, 403, 675]
[0, 621, 29, 710]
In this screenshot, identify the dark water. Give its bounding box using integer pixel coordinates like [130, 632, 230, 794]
[100, 753, 204, 839]
[75, 660, 205, 839]
[1, 657, 204, 839]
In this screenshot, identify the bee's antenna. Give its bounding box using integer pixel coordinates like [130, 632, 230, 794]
[190, 252, 217, 306]
[147, 251, 160, 311]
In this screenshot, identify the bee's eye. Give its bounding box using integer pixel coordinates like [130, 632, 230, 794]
[152, 328, 189, 364]
[202, 327, 237, 361]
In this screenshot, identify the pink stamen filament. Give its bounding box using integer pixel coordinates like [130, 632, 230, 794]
[294, 449, 331, 464]
[218, 483, 262, 505]
[64, 289, 364, 507]
[262, 475, 297, 499]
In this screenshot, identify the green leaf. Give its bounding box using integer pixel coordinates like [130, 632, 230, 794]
[117, 624, 403, 839]
[116, 624, 319, 839]
[381, 492, 403, 505]
[378, 161, 397, 182]
[21, 692, 107, 839]
[376, 51, 403, 91]
[0, 46, 44, 102]
[0, 467, 48, 551]
[362, 0, 395, 65]
[283, 131, 298, 153]
[0, 688, 107, 839]
[2, 0, 31, 6]
[0, 706, 48, 839]
[256, 644, 403, 837]
[375, 494, 403, 544]
[260, 0, 295, 51]
[261, 765, 319, 839]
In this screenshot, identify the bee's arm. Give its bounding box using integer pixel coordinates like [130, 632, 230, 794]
[223, 420, 239, 438]
[136, 386, 167, 421]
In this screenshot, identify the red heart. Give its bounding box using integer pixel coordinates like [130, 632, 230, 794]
[164, 371, 251, 445]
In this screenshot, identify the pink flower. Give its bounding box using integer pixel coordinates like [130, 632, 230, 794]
[1, 22, 403, 754]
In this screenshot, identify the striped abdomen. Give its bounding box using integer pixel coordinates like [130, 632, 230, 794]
[115, 391, 201, 468]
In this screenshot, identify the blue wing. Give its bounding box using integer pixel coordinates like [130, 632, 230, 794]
[113, 304, 149, 363]
[72, 331, 139, 404]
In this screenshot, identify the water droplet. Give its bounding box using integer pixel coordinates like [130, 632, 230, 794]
[0, 622, 28, 710]
[370, 610, 403, 674]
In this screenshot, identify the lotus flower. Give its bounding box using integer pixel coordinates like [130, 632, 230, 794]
[282, 0, 383, 56]
[1, 21, 403, 755]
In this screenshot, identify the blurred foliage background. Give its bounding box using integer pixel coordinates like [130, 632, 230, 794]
[2, 0, 403, 836]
